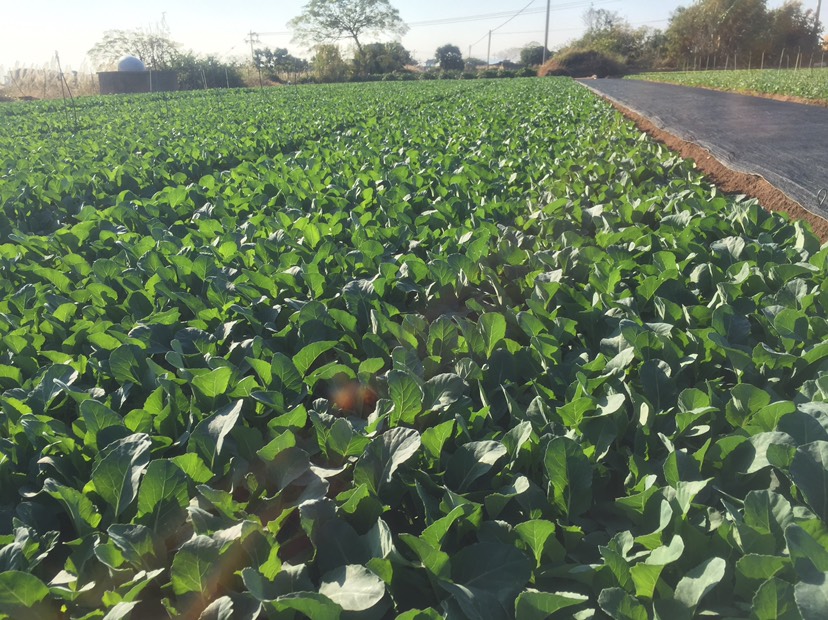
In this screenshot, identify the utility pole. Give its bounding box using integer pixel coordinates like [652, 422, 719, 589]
[816, 0, 823, 46]
[543, 0, 551, 64]
[246, 30, 263, 88]
[487, 30, 492, 66]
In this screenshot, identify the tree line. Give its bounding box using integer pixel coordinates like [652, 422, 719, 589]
[549, 0, 822, 75]
[82, 0, 825, 90]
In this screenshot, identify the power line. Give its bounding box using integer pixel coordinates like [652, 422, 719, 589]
[492, 0, 537, 34]
[245, 0, 632, 61]
[472, 0, 538, 64]
[468, 0, 624, 58]
[410, 8, 547, 27]
[496, 19, 669, 36]
[251, 0, 624, 37]
[409, 0, 621, 28]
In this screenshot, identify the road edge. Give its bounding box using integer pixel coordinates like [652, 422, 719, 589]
[579, 81, 828, 242]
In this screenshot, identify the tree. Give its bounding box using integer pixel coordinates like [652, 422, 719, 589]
[172, 53, 245, 90]
[520, 45, 552, 66]
[764, 2, 820, 56]
[254, 47, 310, 80]
[289, 0, 408, 53]
[664, 0, 818, 67]
[583, 7, 624, 33]
[562, 8, 665, 70]
[353, 42, 414, 74]
[435, 44, 464, 71]
[313, 44, 349, 82]
[89, 26, 179, 70]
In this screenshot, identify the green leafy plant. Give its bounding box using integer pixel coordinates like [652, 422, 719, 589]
[0, 78, 826, 619]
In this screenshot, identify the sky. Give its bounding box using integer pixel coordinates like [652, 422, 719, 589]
[0, 0, 821, 72]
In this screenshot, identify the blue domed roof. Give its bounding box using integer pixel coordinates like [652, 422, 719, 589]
[117, 56, 146, 72]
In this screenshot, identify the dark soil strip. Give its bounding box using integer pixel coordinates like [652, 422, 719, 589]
[598, 95, 828, 242]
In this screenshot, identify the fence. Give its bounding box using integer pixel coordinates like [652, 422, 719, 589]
[676, 48, 827, 73]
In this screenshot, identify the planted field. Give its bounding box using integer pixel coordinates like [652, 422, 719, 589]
[629, 68, 828, 104]
[1, 79, 827, 619]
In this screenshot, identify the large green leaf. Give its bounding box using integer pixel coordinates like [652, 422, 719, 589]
[630, 563, 664, 601]
[43, 478, 102, 536]
[107, 524, 159, 570]
[726, 384, 771, 427]
[422, 373, 467, 412]
[189, 400, 243, 469]
[270, 353, 304, 403]
[514, 520, 556, 567]
[294, 340, 338, 376]
[598, 587, 649, 620]
[353, 427, 421, 494]
[388, 370, 424, 425]
[479, 313, 507, 357]
[102, 601, 139, 620]
[0, 571, 50, 608]
[79, 399, 126, 450]
[752, 578, 800, 620]
[515, 590, 588, 619]
[400, 534, 451, 580]
[318, 565, 385, 612]
[198, 597, 233, 620]
[784, 524, 828, 579]
[109, 344, 149, 386]
[449, 542, 532, 603]
[794, 572, 828, 620]
[673, 557, 726, 611]
[790, 441, 828, 522]
[445, 440, 507, 492]
[170, 535, 222, 596]
[268, 592, 341, 620]
[92, 433, 152, 516]
[544, 436, 593, 517]
[192, 367, 233, 399]
[136, 459, 189, 534]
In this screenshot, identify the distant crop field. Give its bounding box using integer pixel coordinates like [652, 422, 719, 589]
[629, 67, 828, 103]
[1, 80, 827, 619]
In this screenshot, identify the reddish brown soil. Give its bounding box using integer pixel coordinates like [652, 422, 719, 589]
[734, 90, 828, 108]
[602, 98, 828, 242]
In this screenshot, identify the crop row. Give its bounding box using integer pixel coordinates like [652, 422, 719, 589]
[629, 68, 828, 103]
[0, 79, 827, 619]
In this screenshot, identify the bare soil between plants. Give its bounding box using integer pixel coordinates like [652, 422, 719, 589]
[599, 96, 828, 242]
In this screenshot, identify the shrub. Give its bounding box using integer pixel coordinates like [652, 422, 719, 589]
[439, 70, 461, 80]
[538, 48, 627, 78]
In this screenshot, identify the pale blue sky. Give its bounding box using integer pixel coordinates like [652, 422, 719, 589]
[1, 0, 818, 71]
